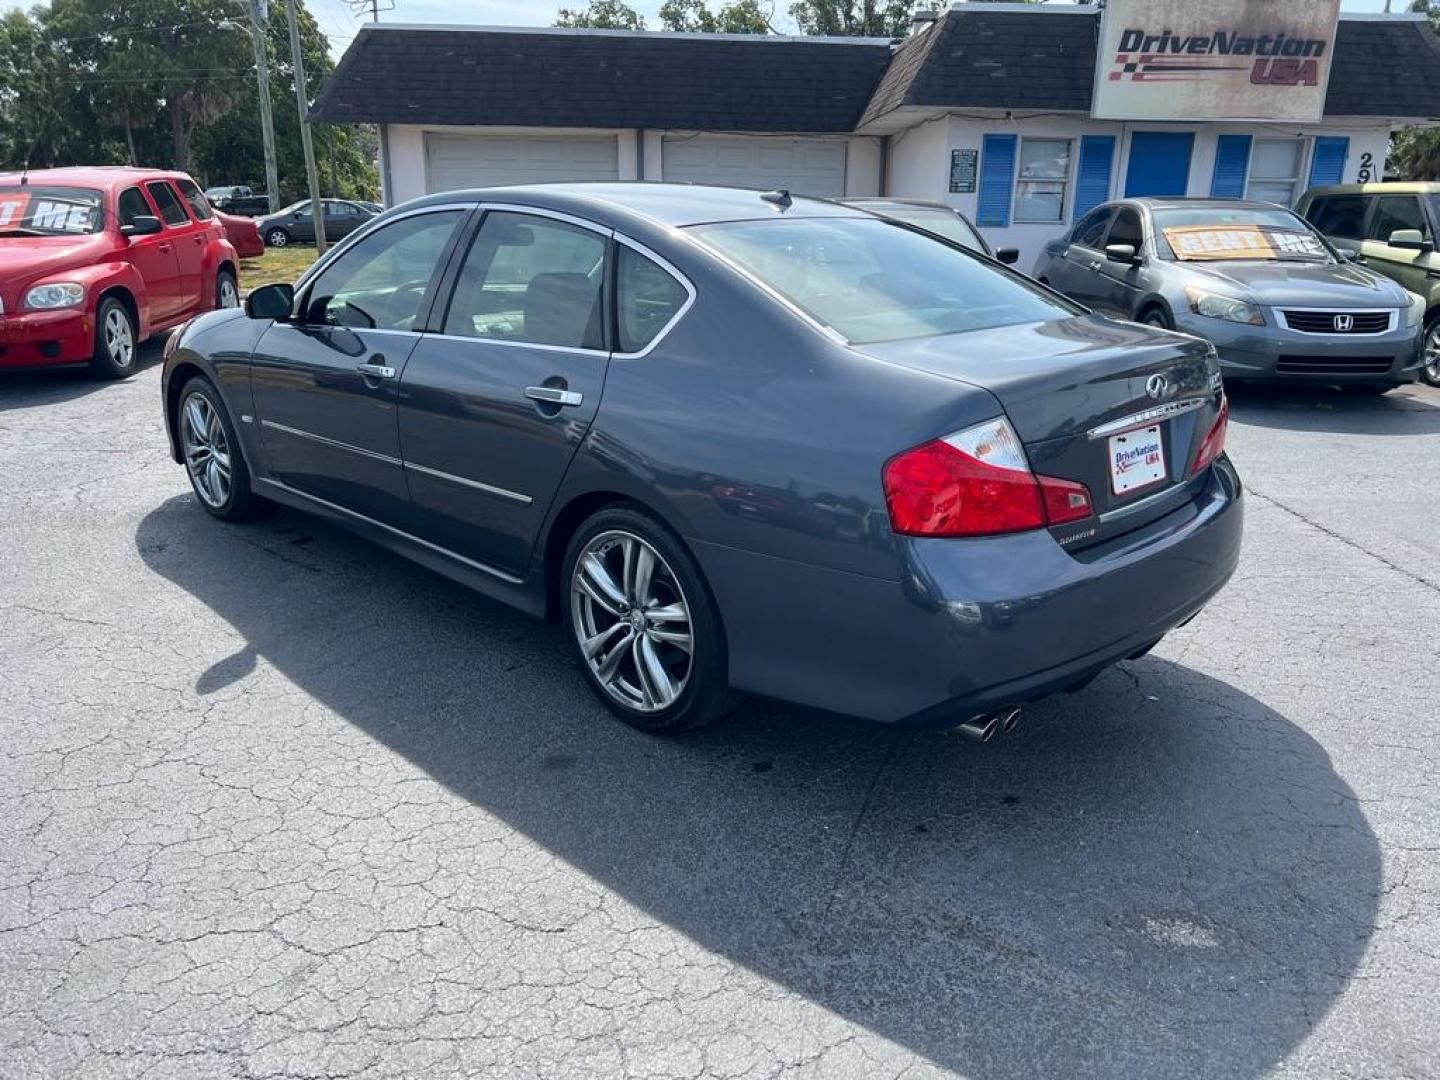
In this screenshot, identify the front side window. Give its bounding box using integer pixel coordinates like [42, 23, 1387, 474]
[1367, 196, 1429, 243]
[1246, 139, 1305, 206]
[1106, 207, 1143, 251]
[617, 246, 688, 353]
[880, 208, 985, 253]
[0, 185, 104, 236]
[304, 210, 464, 331]
[1305, 195, 1368, 239]
[1015, 138, 1071, 223]
[443, 212, 607, 349]
[174, 177, 213, 221]
[117, 187, 152, 228]
[146, 182, 190, 226]
[1071, 208, 1113, 250]
[690, 217, 1078, 345]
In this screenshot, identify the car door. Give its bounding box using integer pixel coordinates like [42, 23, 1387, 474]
[1360, 195, 1433, 298]
[288, 201, 315, 243]
[1053, 207, 1114, 307]
[396, 207, 615, 575]
[249, 206, 470, 525]
[145, 180, 204, 313]
[116, 184, 182, 322]
[1093, 205, 1146, 318]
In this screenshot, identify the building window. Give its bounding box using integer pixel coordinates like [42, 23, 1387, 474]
[1247, 139, 1305, 206]
[1015, 138, 1071, 223]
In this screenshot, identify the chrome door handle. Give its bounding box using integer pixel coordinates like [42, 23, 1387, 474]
[525, 386, 583, 407]
[357, 361, 396, 380]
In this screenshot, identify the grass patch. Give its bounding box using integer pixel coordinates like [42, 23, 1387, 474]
[239, 246, 318, 294]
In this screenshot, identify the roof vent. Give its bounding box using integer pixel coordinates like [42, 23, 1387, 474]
[760, 189, 792, 209]
[910, 7, 939, 34]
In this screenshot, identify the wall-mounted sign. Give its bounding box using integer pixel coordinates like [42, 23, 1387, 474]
[1092, 0, 1342, 123]
[949, 149, 978, 194]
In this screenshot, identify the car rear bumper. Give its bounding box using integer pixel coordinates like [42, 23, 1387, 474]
[0, 309, 93, 369]
[1178, 314, 1423, 382]
[691, 457, 1243, 726]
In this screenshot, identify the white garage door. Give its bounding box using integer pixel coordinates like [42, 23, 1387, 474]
[662, 136, 847, 196]
[424, 133, 619, 193]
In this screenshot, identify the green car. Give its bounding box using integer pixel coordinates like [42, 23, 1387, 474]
[1297, 182, 1440, 386]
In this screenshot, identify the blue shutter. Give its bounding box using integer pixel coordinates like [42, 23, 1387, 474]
[1072, 136, 1116, 220]
[1309, 137, 1350, 188]
[977, 134, 1017, 228]
[1210, 135, 1252, 198]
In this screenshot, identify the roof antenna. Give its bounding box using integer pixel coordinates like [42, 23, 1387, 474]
[760, 189, 791, 209]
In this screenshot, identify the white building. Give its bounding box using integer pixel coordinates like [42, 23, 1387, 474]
[312, 3, 1440, 268]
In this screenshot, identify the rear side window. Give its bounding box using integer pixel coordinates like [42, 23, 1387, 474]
[1305, 195, 1367, 239]
[1367, 196, 1430, 242]
[146, 182, 189, 226]
[174, 178, 213, 221]
[117, 187, 151, 227]
[617, 245, 688, 353]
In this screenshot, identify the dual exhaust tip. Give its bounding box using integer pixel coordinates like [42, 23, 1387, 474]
[957, 706, 1022, 743]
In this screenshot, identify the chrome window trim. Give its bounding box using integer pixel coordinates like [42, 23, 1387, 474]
[1087, 397, 1208, 440]
[260, 419, 403, 467]
[256, 478, 523, 584]
[612, 234, 697, 359]
[1273, 307, 1397, 335]
[473, 202, 615, 238]
[404, 461, 532, 504]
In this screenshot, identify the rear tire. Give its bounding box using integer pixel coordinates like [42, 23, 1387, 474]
[177, 376, 270, 521]
[88, 296, 137, 380]
[1422, 313, 1440, 388]
[562, 504, 737, 734]
[265, 227, 289, 248]
[216, 268, 239, 309]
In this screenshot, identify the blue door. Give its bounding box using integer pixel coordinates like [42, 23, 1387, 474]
[1124, 133, 1194, 198]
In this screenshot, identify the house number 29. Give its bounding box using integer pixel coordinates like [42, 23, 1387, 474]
[1356, 152, 1375, 183]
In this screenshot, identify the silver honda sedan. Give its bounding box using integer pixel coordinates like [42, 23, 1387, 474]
[1033, 198, 1427, 393]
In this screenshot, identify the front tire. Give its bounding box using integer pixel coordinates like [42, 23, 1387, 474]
[177, 376, 269, 521]
[1422, 313, 1440, 388]
[563, 505, 736, 734]
[89, 296, 137, 380]
[265, 227, 289, 248]
[1141, 306, 1174, 330]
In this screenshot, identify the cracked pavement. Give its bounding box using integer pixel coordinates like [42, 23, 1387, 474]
[2, 351, 1438, 1079]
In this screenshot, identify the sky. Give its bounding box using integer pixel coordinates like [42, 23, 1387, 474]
[314, 0, 1411, 57]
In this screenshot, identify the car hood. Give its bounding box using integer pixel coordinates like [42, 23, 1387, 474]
[0, 234, 113, 288]
[1182, 260, 1408, 308]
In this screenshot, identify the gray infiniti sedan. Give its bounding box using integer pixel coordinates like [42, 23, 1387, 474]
[161, 184, 1241, 737]
[1033, 198, 1427, 392]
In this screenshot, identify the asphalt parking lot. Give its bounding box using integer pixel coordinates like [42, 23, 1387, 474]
[2, 346, 1438, 1080]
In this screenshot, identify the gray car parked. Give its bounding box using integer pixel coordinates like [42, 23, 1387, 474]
[1033, 198, 1427, 392]
[161, 184, 1241, 736]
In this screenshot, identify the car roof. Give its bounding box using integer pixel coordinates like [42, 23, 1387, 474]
[1302, 182, 1440, 196]
[406, 182, 868, 228]
[1117, 197, 1295, 212]
[0, 166, 190, 192]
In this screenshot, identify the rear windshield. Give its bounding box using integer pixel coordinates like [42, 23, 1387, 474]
[0, 185, 104, 236]
[688, 217, 1074, 344]
[1152, 207, 1333, 263]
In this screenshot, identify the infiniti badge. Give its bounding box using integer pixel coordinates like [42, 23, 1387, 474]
[1145, 374, 1169, 400]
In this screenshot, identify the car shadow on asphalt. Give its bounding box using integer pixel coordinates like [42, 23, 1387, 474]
[136, 495, 1382, 1079]
[1228, 380, 1440, 435]
[0, 338, 166, 413]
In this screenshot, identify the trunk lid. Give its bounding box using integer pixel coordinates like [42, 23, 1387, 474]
[859, 315, 1224, 546]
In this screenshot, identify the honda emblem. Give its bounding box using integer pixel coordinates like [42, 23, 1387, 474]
[1334, 314, 1354, 332]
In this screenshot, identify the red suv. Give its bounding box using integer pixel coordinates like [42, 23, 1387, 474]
[0, 167, 238, 379]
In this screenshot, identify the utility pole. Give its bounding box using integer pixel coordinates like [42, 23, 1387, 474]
[285, 0, 327, 255]
[248, 0, 280, 214]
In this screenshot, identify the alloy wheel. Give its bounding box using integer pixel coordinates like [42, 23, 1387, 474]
[571, 530, 693, 713]
[179, 392, 232, 509]
[104, 307, 134, 369]
[267, 229, 288, 247]
[218, 276, 239, 308]
[1425, 323, 1440, 384]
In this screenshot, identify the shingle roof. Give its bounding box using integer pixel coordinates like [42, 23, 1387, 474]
[310, 25, 893, 132]
[860, 9, 1440, 127]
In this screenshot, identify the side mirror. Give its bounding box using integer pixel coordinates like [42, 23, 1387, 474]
[1105, 243, 1139, 265]
[245, 282, 294, 321]
[1388, 229, 1432, 252]
[120, 216, 163, 238]
[995, 247, 1020, 265]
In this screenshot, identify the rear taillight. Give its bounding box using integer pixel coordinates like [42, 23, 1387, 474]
[1191, 395, 1230, 475]
[883, 417, 1093, 537]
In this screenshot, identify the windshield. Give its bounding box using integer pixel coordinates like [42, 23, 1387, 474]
[689, 217, 1074, 345]
[1152, 206, 1333, 263]
[875, 207, 986, 254]
[0, 185, 104, 237]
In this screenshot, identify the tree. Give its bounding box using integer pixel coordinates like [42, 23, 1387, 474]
[787, 0, 925, 37]
[555, 1, 647, 29]
[1391, 0, 1440, 179]
[659, 0, 775, 33]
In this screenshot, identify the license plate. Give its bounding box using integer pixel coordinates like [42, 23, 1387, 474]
[1108, 424, 1166, 496]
